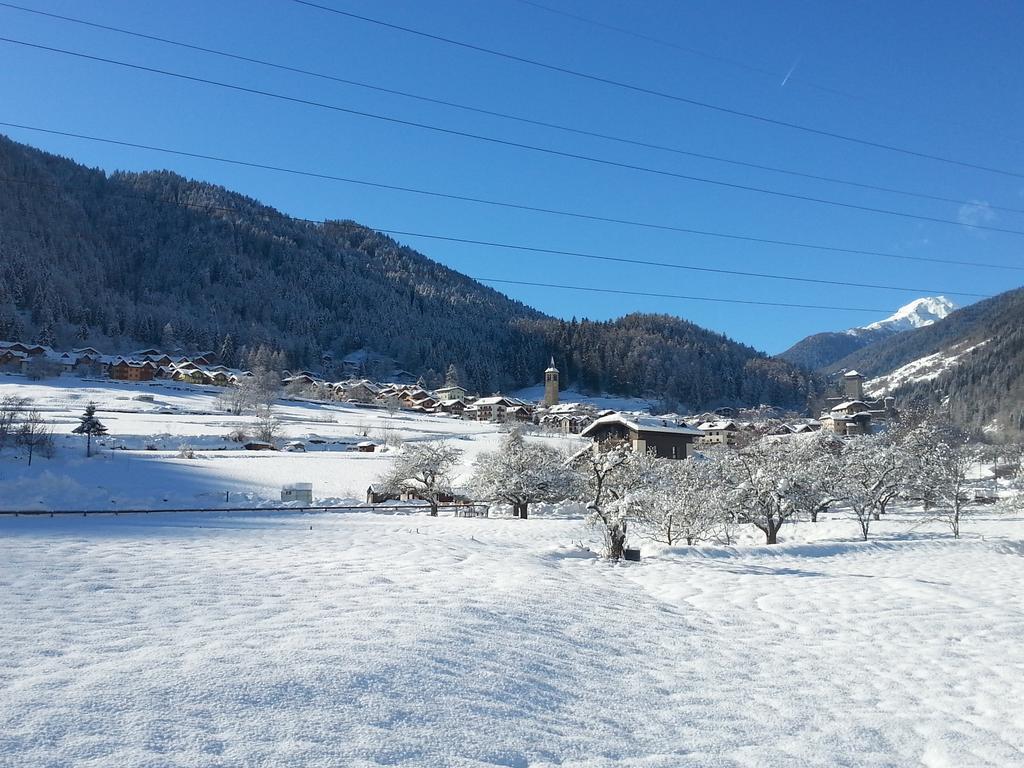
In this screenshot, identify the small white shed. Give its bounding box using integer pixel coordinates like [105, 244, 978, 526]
[281, 482, 313, 504]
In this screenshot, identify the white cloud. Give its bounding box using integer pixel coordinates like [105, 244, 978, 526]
[957, 199, 996, 228]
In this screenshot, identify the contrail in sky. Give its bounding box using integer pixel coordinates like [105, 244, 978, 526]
[780, 57, 801, 87]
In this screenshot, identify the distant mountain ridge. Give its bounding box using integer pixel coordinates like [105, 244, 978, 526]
[855, 296, 957, 335]
[835, 288, 1024, 433]
[778, 296, 957, 371]
[0, 134, 818, 412]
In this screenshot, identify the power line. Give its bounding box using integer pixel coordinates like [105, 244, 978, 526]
[0, 168, 997, 297]
[3, 120, 1023, 273]
[2, 2, 1020, 216]
[3, 37, 1023, 237]
[288, 0, 1024, 180]
[0, 158, 999, 304]
[508, 0, 1024, 149]
[0, 220, 895, 314]
[372, 229, 992, 298]
[474, 279, 890, 313]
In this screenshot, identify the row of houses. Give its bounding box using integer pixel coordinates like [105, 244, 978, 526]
[0, 342, 227, 381]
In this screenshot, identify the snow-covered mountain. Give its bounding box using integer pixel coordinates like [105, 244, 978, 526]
[853, 296, 957, 336]
[831, 287, 1024, 433]
[778, 296, 958, 371]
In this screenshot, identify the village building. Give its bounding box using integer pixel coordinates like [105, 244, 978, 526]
[536, 401, 597, 434]
[437, 398, 467, 416]
[342, 380, 381, 403]
[580, 412, 703, 460]
[471, 395, 533, 422]
[696, 420, 739, 447]
[434, 384, 468, 402]
[544, 358, 560, 407]
[0, 348, 27, 372]
[109, 358, 158, 382]
[821, 371, 898, 436]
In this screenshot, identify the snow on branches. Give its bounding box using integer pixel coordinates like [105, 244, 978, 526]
[470, 428, 575, 519]
[378, 441, 463, 516]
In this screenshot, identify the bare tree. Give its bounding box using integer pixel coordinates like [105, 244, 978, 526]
[471, 428, 575, 519]
[253, 406, 281, 445]
[0, 394, 30, 450]
[378, 441, 463, 516]
[17, 408, 53, 466]
[218, 385, 250, 416]
[241, 367, 281, 410]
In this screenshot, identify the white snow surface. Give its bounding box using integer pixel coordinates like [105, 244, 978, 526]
[2, 511, 1024, 767]
[865, 339, 990, 398]
[3, 376, 1024, 766]
[0, 377, 583, 511]
[853, 296, 957, 336]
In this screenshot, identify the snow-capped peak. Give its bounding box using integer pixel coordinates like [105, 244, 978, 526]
[853, 296, 957, 335]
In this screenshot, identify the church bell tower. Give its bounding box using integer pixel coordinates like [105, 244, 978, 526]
[544, 358, 559, 407]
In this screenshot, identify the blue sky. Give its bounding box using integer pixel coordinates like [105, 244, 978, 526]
[0, 0, 1021, 353]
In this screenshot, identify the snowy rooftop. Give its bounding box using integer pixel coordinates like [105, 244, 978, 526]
[697, 421, 737, 431]
[581, 412, 704, 437]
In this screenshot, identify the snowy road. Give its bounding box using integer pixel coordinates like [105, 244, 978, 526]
[1, 512, 1023, 767]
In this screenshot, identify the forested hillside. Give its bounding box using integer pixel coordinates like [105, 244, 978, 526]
[0, 135, 818, 410]
[778, 332, 869, 371]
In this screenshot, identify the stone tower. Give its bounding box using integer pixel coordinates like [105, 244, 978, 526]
[843, 370, 865, 401]
[544, 357, 559, 407]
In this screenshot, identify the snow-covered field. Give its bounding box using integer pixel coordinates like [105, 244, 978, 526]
[2, 510, 1023, 767]
[2, 377, 1024, 766]
[0, 377, 582, 511]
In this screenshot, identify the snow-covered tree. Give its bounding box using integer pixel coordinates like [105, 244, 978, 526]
[903, 420, 977, 538]
[575, 445, 662, 559]
[72, 401, 107, 457]
[243, 368, 281, 410]
[470, 428, 575, 519]
[841, 436, 908, 540]
[727, 438, 808, 544]
[789, 433, 846, 524]
[638, 458, 731, 545]
[378, 441, 463, 516]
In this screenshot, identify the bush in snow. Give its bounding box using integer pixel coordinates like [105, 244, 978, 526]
[0, 394, 30, 450]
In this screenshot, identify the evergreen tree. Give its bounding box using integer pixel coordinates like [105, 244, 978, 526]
[71, 402, 108, 457]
